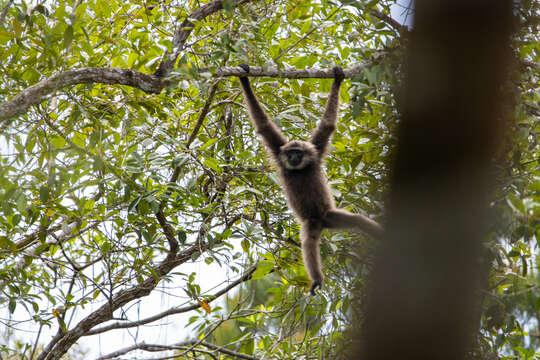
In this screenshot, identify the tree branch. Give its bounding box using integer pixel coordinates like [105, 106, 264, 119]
[196, 341, 261, 360]
[1, 0, 259, 123]
[160, 80, 221, 209]
[213, 62, 373, 79]
[155, 0, 256, 77]
[0, 222, 100, 290]
[37, 234, 215, 360]
[368, 8, 408, 33]
[155, 209, 179, 262]
[0, 62, 374, 124]
[85, 265, 257, 336]
[186, 81, 220, 148]
[0, 68, 165, 123]
[95, 340, 261, 360]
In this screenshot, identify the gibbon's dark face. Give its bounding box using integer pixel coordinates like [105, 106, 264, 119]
[279, 141, 316, 170]
[286, 149, 304, 167]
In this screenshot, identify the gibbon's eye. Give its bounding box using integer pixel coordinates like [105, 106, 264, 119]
[286, 149, 304, 166]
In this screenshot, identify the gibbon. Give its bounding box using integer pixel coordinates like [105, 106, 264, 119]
[238, 64, 383, 295]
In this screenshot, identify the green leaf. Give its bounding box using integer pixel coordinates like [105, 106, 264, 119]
[16, 193, 27, 212]
[0, 30, 15, 42]
[64, 25, 74, 49]
[50, 136, 66, 148]
[241, 239, 250, 253]
[222, 0, 234, 13]
[97, 204, 106, 215]
[203, 158, 220, 173]
[84, 199, 96, 211]
[25, 135, 36, 153]
[199, 138, 218, 151]
[172, 155, 189, 168]
[507, 194, 526, 215]
[251, 261, 274, 280]
[8, 299, 16, 314]
[72, 133, 86, 148]
[39, 186, 49, 203]
[177, 231, 187, 244]
[128, 196, 141, 213]
[300, 20, 311, 34]
[0, 236, 16, 251]
[101, 241, 111, 253]
[137, 199, 150, 215]
[58, 316, 67, 333]
[93, 157, 104, 172]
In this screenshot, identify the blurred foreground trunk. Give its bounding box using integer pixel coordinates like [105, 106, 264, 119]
[357, 1, 516, 359]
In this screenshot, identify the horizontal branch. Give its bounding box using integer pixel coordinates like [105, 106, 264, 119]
[0, 68, 165, 123]
[196, 341, 261, 360]
[213, 62, 373, 79]
[0, 62, 374, 123]
[96, 340, 261, 360]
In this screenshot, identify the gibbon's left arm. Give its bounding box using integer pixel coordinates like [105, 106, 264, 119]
[310, 66, 345, 157]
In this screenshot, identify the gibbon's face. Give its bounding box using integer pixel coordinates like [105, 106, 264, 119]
[286, 149, 304, 167]
[280, 142, 315, 170]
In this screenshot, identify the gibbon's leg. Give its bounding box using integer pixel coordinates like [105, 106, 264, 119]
[237, 64, 287, 156]
[301, 222, 324, 295]
[310, 66, 345, 156]
[324, 209, 383, 238]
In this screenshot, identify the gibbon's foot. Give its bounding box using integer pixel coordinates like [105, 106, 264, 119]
[310, 280, 322, 296]
[333, 66, 345, 83]
[238, 63, 250, 76]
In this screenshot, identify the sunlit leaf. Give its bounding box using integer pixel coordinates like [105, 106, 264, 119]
[198, 299, 212, 313]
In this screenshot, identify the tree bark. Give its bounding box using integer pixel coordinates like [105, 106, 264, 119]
[357, 1, 516, 359]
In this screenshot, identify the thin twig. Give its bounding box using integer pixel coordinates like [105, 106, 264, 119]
[85, 265, 256, 336]
[186, 81, 221, 147]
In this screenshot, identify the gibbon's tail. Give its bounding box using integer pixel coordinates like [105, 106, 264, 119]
[301, 224, 323, 295]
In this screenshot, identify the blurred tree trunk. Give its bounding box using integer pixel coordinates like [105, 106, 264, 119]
[357, 1, 516, 359]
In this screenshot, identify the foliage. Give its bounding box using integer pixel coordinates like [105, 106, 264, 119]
[0, 0, 538, 359]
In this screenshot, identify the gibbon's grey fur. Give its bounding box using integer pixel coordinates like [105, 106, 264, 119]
[238, 64, 383, 295]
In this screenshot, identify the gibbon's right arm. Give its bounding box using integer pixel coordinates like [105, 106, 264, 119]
[238, 64, 287, 157]
[310, 66, 345, 157]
